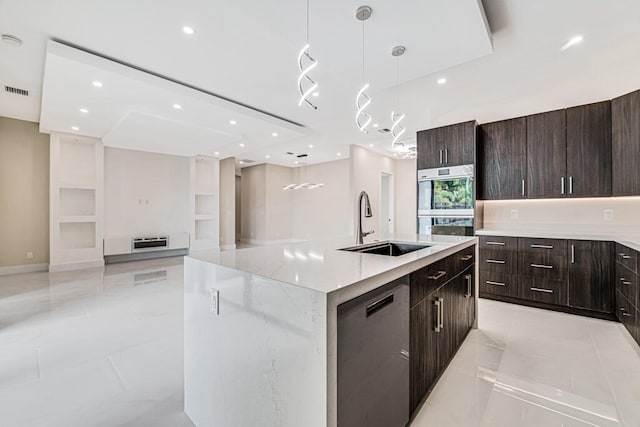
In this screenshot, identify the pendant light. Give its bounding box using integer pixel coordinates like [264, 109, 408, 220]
[391, 45, 407, 151]
[355, 6, 372, 133]
[297, 0, 318, 109]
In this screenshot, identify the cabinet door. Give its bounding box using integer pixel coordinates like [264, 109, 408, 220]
[409, 291, 443, 413]
[612, 90, 640, 196]
[526, 109, 567, 198]
[443, 121, 476, 167]
[566, 101, 612, 197]
[417, 128, 444, 170]
[568, 240, 614, 313]
[479, 118, 527, 200]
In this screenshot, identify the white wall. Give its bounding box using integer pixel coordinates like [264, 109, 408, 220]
[219, 157, 236, 248]
[394, 158, 417, 235]
[104, 147, 190, 238]
[482, 197, 640, 235]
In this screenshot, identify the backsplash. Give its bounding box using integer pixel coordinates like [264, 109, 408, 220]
[481, 197, 640, 235]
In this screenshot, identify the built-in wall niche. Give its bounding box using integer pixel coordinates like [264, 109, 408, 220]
[195, 194, 216, 216]
[59, 188, 96, 217]
[59, 222, 96, 250]
[59, 138, 96, 186]
[195, 219, 216, 240]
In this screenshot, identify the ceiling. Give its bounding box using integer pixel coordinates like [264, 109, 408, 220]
[2, 0, 640, 167]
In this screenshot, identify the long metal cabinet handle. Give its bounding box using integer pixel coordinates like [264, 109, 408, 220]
[486, 241, 506, 246]
[569, 176, 573, 194]
[530, 244, 553, 249]
[486, 280, 506, 287]
[531, 263, 554, 269]
[439, 297, 444, 330]
[521, 179, 525, 196]
[428, 271, 447, 280]
[460, 255, 473, 261]
[365, 294, 394, 317]
[464, 274, 472, 297]
[561, 177, 565, 194]
[439, 149, 443, 164]
[570, 245, 575, 264]
[620, 278, 632, 285]
[620, 253, 631, 259]
[531, 287, 553, 294]
[445, 149, 448, 164]
[434, 299, 442, 332]
[486, 259, 506, 264]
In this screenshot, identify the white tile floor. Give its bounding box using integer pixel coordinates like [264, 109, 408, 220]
[1, 257, 639, 426]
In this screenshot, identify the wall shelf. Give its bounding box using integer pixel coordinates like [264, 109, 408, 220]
[190, 156, 220, 250]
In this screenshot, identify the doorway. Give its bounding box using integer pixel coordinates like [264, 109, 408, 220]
[380, 172, 394, 234]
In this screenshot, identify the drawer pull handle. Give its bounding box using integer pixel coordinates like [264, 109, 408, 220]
[531, 263, 553, 269]
[530, 244, 554, 249]
[620, 253, 631, 259]
[428, 271, 447, 280]
[460, 255, 473, 261]
[366, 294, 394, 317]
[621, 312, 632, 317]
[486, 259, 506, 264]
[465, 274, 472, 297]
[531, 287, 553, 294]
[486, 280, 506, 287]
[621, 280, 632, 286]
[486, 241, 506, 246]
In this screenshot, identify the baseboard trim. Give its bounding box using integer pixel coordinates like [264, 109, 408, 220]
[220, 244, 236, 251]
[0, 263, 48, 276]
[49, 259, 105, 273]
[105, 248, 189, 264]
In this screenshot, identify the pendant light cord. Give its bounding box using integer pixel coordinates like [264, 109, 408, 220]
[306, 0, 310, 44]
[361, 20, 365, 83]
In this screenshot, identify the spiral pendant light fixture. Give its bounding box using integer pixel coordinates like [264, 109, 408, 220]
[390, 45, 407, 151]
[297, 0, 318, 109]
[355, 6, 372, 133]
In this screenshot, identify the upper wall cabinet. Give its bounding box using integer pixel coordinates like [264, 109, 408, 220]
[478, 117, 527, 200]
[526, 109, 567, 199]
[612, 89, 640, 196]
[417, 121, 476, 170]
[566, 101, 612, 198]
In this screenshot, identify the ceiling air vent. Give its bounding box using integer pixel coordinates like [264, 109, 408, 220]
[5, 86, 28, 96]
[239, 159, 255, 164]
[377, 128, 391, 133]
[296, 154, 308, 158]
[285, 152, 295, 155]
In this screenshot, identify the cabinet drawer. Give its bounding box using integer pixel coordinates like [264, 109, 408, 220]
[616, 263, 637, 308]
[518, 253, 567, 281]
[519, 277, 567, 306]
[479, 236, 518, 251]
[410, 256, 453, 307]
[454, 245, 475, 273]
[480, 249, 517, 274]
[616, 290, 637, 336]
[616, 243, 637, 273]
[479, 271, 519, 298]
[518, 238, 567, 256]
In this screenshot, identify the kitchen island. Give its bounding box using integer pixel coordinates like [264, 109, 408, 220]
[184, 234, 478, 427]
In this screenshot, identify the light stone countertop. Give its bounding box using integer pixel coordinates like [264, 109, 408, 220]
[476, 229, 640, 253]
[188, 233, 477, 297]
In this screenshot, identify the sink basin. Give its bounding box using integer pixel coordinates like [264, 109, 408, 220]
[339, 241, 433, 257]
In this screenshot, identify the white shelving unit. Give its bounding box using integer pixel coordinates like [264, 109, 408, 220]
[49, 133, 104, 271]
[190, 156, 220, 250]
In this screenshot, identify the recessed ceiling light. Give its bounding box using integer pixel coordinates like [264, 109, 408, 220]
[229, 120, 237, 125]
[373, 123, 379, 128]
[308, 144, 314, 148]
[239, 143, 245, 147]
[294, 161, 299, 165]
[266, 155, 270, 159]
[437, 78, 447, 85]
[312, 92, 319, 97]
[369, 143, 374, 147]
[393, 153, 399, 156]
[239, 160, 244, 164]
[561, 35, 584, 51]
[272, 132, 279, 137]
[173, 104, 182, 110]
[214, 152, 219, 156]
[71, 126, 79, 131]
[183, 26, 194, 35]
[92, 81, 103, 88]
[79, 108, 89, 113]
[1, 34, 22, 47]
[337, 152, 342, 156]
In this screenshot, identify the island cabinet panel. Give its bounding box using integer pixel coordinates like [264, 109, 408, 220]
[526, 109, 567, 199]
[612, 89, 640, 196]
[568, 240, 614, 313]
[478, 117, 527, 200]
[409, 246, 476, 415]
[566, 101, 612, 197]
[416, 121, 476, 169]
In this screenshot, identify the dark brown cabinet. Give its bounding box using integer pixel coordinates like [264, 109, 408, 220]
[612, 89, 640, 196]
[417, 121, 476, 169]
[568, 240, 614, 313]
[526, 109, 567, 198]
[478, 117, 527, 200]
[566, 101, 612, 197]
[409, 246, 475, 415]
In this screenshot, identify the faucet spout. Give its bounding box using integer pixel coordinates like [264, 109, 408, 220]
[356, 191, 374, 244]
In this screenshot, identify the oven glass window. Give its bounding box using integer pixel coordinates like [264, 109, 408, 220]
[418, 177, 473, 212]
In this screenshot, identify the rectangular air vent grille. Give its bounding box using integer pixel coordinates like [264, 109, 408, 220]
[377, 128, 391, 133]
[5, 86, 28, 96]
[240, 159, 255, 164]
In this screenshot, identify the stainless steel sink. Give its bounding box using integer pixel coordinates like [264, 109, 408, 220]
[339, 241, 433, 257]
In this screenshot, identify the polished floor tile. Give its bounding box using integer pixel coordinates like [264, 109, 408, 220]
[1, 259, 640, 426]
